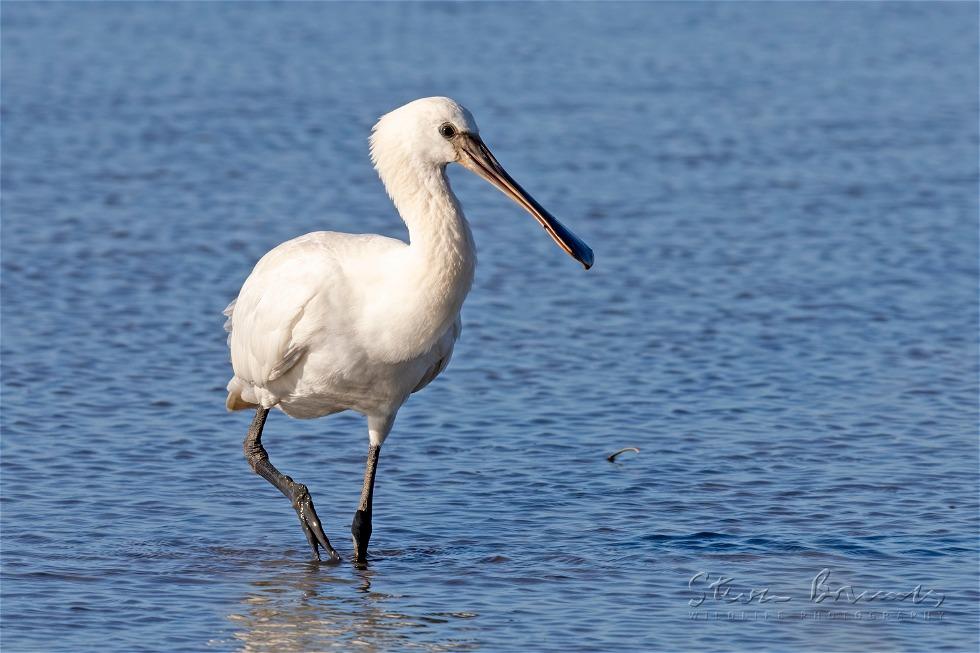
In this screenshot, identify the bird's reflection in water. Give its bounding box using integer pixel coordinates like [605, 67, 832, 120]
[228, 558, 478, 652]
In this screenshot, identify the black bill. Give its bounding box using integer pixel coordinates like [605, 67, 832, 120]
[456, 133, 594, 270]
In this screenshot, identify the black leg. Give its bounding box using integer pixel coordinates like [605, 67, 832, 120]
[351, 444, 381, 563]
[243, 408, 340, 563]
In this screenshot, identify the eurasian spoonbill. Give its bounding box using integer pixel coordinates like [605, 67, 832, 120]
[224, 97, 593, 563]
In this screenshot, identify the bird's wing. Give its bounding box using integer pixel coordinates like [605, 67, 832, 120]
[225, 232, 405, 393]
[226, 272, 314, 387]
[222, 299, 237, 343]
[225, 234, 343, 389]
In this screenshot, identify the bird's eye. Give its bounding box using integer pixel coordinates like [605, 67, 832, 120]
[438, 123, 457, 139]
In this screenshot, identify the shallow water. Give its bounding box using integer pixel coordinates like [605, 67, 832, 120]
[2, 2, 978, 651]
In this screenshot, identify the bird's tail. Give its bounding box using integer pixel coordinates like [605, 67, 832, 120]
[226, 377, 259, 411]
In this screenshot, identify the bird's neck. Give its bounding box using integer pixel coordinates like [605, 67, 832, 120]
[380, 163, 476, 360]
[395, 165, 476, 269]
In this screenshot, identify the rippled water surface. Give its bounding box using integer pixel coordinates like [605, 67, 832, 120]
[2, 2, 978, 651]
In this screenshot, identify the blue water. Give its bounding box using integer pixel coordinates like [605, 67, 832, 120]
[2, 2, 978, 651]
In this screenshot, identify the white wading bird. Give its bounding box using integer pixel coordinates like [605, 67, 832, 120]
[224, 97, 593, 563]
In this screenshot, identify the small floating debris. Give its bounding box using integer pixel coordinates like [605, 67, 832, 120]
[607, 447, 640, 462]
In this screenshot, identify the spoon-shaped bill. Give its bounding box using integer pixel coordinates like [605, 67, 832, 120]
[457, 134, 594, 270]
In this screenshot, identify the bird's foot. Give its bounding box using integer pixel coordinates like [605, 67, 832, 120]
[351, 509, 372, 564]
[290, 482, 340, 563]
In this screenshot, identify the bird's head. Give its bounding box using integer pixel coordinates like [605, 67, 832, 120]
[370, 96, 478, 168]
[370, 97, 593, 270]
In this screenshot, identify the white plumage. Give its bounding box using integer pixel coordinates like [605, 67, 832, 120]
[226, 99, 478, 444]
[223, 97, 591, 562]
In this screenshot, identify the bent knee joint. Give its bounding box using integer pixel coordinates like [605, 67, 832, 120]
[243, 443, 269, 471]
